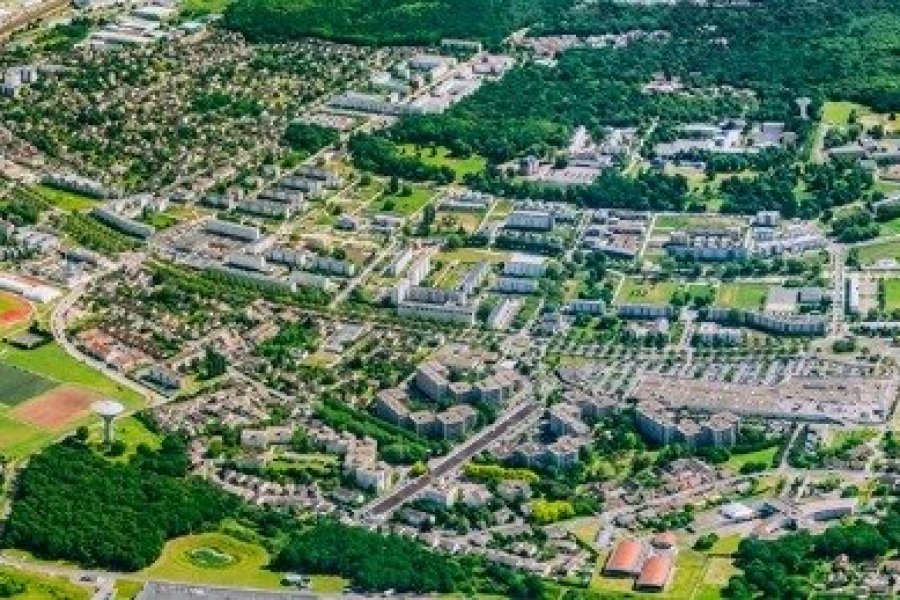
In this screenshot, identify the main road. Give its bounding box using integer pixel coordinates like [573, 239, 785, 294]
[360, 397, 541, 519]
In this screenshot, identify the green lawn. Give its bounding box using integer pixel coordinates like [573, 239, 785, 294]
[653, 214, 743, 233]
[399, 144, 487, 180]
[0, 412, 55, 457]
[141, 533, 286, 589]
[884, 279, 900, 311]
[309, 575, 349, 594]
[725, 445, 779, 472]
[822, 101, 868, 125]
[0, 565, 90, 599]
[181, 0, 232, 15]
[114, 579, 144, 600]
[139, 211, 180, 230]
[855, 240, 900, 266]
[439, 247, 509, 264]
[714, 283, 769, 310]
[368, 186, 433, 216]
[0, 363, 55, 407]
[31, 185, 97, 212]
[706, 534, 742, 558]
[616, 278, 679, 305]
[1, 342, 145, 409]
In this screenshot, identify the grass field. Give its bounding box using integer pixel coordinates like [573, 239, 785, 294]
[0, 363, 55, 407]
[309, 575, 349, 594]
[1, 342, 145, 408]
[439, 247, 509, 264]
[855, 240, 900, 266]
[399, 144, 487, 180]
[181, 0, 232, 15]
[114, 579, 143, 600]
[31, 184, 97, 212]
[706, 534, 742, 558]
[885, 279, 900, 311]
[141, 533, 286, 589]
[0, 565, 90, 599]
[368, 185, 433, 216]
[725, 445, 779, 472]
[653, 214, 743, 233]
[822, 101, 867, 125]
[0, 412, 54, 457]
[714, 283, 769, 310]
[616, 278, 679, 305]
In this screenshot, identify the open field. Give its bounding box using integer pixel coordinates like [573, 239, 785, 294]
[714, 283, 769, 310]
[310, 575, 349, 594]
[181, 0, 233, 15]
[724, 445, 779, 472]
[367, 185, 433, 216]
[653, 214, 744, 233]
[1, 342, 145, 408]
[114, 579, 144, 600]
[399, 144, 487, 180]
[0, 292, 32, 328]
[884, 279, 900, 312]
[31, 184, 98, 212]
[822, 101, 867, 125]
[706, 535, 742, 558]
[439, 247, 509, 264]
[616, 278, 679, 305]
[0, 565, 90, 599]
[0, 412, 54, 457]
[854, 240, 900, 266]
[141, 533, 286, 590]
[0, 363, 55, 407]
[12, 385, 97, 430]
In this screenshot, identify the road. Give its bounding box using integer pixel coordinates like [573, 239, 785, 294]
[360, 398, 541, 518]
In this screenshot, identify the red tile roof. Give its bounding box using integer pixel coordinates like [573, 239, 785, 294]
[605, 538, 644, 575]
[637, 554, 673, 590]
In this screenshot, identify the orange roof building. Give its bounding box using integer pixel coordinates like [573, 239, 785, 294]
[604, 538, 645, 576]
[636, 554, 674, 591]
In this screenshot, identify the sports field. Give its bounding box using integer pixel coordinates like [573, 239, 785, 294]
[12, 385, 97, 430]
[0, 363, 55, 406]
[0, 342, 146, 457]
[0, 291, 32, 328]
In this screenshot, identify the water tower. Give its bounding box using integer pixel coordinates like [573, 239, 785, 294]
[796, 96, 812, 121]
[91, 399, 124, 445]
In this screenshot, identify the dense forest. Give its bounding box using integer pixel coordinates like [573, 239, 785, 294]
[274, 519, 544, 597]
[394, 0, 900, 161]
[3, 437, 237, 571]
[223, 0, 566, 46]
